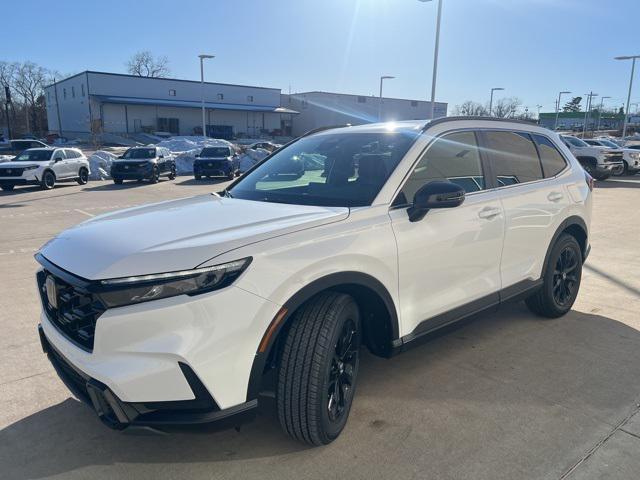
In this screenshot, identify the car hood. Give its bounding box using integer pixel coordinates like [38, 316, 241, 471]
[39, 194, 349, 280]
[0, 161, 44, 167]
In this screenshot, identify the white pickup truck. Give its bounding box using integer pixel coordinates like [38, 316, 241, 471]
[584, 138, 640, 175]
[561, 135, 624, 180]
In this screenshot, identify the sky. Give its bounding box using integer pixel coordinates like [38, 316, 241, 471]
[3, 0, 640, 114]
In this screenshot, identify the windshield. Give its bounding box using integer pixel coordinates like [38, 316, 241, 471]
[564, 136, 589, 148]
[14, 150, 53, 162]
[229, 130, 420, 207]
[598, 139, 619, 148]
[123, 148, 156, 159]
[200, 147, 231, 157]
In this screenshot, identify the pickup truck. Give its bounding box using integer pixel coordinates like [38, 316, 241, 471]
[0, 139, 49, 158]
[560, 135, 624, 180]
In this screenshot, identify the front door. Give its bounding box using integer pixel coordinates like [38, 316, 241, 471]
[389, 130, 505, 338]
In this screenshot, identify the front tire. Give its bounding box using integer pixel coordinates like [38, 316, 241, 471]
[149, 166, 160, 184]
[1, 185, 14, 191]
[77, 167, 89, 185]
[277, 291, 361, 446]
[40, 171, 56, 190]
[525, 233, 582, 318]
[113, 178, 123, 185]
[168, 165, 176, 180]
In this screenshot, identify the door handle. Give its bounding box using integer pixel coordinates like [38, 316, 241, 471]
[478, 206, 501, 219]
[547, 192, 564, 202]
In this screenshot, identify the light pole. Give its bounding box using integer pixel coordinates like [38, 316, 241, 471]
[554, 90, 571, 131]
[378, 76, 395, 121]
[582, 92, 598, 136]
[615, 55, 640, 140]
[488, 87, 504, 116]
[198, 54, 215, 137]
[596, 96, 611, 131]
[419, 0, 443, 119]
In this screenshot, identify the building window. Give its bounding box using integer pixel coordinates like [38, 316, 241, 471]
[217, 93, 224, 100]
[71, 86, 75, 98]
[247, 95, 254, 102]
[411, 100, 418, 107]
[169, 89, 176, 96]
[81, 84, 85, 97]
[63, 88, 66, 99]
[357, 96, 366, 103]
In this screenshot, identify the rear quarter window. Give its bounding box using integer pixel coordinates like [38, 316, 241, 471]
[533, 135, 567, 178]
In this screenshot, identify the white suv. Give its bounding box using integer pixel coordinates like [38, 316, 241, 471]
[0, 147, 90, 191]
[561, 135, 624, 180]
[35, 118, 592, 445]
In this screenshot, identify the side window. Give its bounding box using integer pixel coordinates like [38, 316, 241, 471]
[484, 131, 543, 186]
[396, 131, 485, 206]
[53, 150, 66, 160]
[533, 135, 567, 178]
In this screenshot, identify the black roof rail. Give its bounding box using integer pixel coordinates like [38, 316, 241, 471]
[301, 124, 352, 137]
[423, 116, 541, 131]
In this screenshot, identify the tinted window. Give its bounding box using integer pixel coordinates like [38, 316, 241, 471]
[485, 131, 542, 186]
[533, 135, 567, 178]
[396, 131, 485, 206]
[201, 147, 232, 157]
[123, 148, 156, 159]
[563, 136, 589, 148]
[64, 149, 78, 158]
[14, 150, 54, 162]
[229, 130, 420, 207]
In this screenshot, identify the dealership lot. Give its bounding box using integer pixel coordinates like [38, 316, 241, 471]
[1, 177, 640, 479]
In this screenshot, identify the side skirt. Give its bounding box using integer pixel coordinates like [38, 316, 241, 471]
[391, 278, 543, 354]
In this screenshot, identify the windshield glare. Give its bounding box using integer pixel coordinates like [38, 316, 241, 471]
[123, 148, 156, 159]
[14, 150, 53, 162]
[229, 130, 420, 207]
[200, 147, 231, 157]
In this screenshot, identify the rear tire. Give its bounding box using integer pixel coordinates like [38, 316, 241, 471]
[168, 165, 176, 180]
[40, 171, 56, 190]
[113, 178, 123, 185]
[1, 185, 14, 191]
[277, 291, 361, 446]
[77, 167, 89, 185]
[150, 166, 160, 184]
[525, 233, 582, 318]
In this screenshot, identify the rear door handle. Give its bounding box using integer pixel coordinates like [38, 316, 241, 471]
[478, 206, 501, 219]
[547, 192, 564, 202]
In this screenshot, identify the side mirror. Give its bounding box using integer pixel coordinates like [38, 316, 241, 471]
[53, 157, 63, 162]
[195, 154, 200, 158]
[118, 155, 124, 159]
[407, 181, 465, 222]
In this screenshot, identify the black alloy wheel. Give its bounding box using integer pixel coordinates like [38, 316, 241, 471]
[552, 246, 580, 307]
[327, 319, 358, 423]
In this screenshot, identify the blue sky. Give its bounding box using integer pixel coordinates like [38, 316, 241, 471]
[3, 0, 640, 113]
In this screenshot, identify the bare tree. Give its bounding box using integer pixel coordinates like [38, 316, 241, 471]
[491, 97, 523, 118]
[126, 51, 170, 78]
[13, 62, 49, 133]
[452, 100, 487, 116]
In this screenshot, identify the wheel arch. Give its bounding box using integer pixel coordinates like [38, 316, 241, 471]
[542, 216, 588, 278]
[246, 271, 399, 402]
[39, 168, 56, 182]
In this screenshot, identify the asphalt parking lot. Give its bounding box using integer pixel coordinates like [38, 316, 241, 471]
[1, 176, 640, 480]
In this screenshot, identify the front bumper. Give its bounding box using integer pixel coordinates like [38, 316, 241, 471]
[597, 162, 624, 175]
[39, 325, 257, 430]
[194, 160, 233, 177]
[111, 163, 153, 180]
[0, 172, 40, 187]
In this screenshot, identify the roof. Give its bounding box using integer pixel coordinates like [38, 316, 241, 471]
[288, 91, 448, 105]
[92, 95, 299, 114]
[539, 112, 623, 119]
[45, 70, 281, 92]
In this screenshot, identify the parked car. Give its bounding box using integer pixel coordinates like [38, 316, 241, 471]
[561, 135, 623, 180]
[248, 141, 280, 152]
[193, 146, 239, 180]
[0, 147, 89, 191]
[110, 146, 176, 184]
[36, 118, 591, 445]
[0, 139, 49, 157]
[584, 138, 640, 175]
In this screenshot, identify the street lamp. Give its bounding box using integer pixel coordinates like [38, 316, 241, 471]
[596, 96, 611, 131]
[488, 87, 504, 116]
[198, 54, 215, 137]
[536, 104, 542, 123]
[554, 91, 571, 130]
[582, 92, 598, 136]
[615, 55, 640, 140]
[378, 75, 395, 121]
[419, 0, 443, 119]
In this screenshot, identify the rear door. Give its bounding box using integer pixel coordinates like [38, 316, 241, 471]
[482, 130, 571, 292]
[51, 149, 71, 178]
[389, 130, 505, 337]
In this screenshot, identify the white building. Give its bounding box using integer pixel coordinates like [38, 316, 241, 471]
[282, 91, 447, 137]
[44, 71, 298, 140]
[44, 72, 447, 141]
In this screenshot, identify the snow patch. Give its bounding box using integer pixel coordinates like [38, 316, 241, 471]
[88, 150, 118, 180]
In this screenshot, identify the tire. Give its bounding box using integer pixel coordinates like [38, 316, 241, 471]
[581, 161, 596, 177]
[1, 185, 14, 191]
[594, 173, 610, 181]
[277, 291, 361, 446]
[168, 165, 176, 180]
[40, 170, 56, 190]
[227, 171, 235, 180]
[149, 166, 160, 184]
[525, 233, 582, 318]
[113, 178, 123, 185]
[77, 167, 89, 185]
[194, 174, 202, 180]
[621, 161, 629, 176]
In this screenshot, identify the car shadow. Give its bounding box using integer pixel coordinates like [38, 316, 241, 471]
[83, 180, 169, 192]
[597, 177, 640, 188]
[3, 303, 640, 479]
[175, 178, 229, 186]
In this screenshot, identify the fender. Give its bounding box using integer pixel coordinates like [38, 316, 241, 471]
[245, 271, 399, 401]
[541, 215, 588, 278]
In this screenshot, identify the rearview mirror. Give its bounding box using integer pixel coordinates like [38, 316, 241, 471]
[407, 181, 465, 222]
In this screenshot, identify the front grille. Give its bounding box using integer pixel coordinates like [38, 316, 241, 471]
[604, 152, 623, 163]
[112, 162, 150, 173]
[37, 270, 105, 351]
[196, 160, 227, 169]
[0, 167, 24, 177]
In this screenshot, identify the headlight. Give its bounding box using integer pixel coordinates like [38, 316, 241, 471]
[23, 165, 38, 170]
[97, 257, 251, 308]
